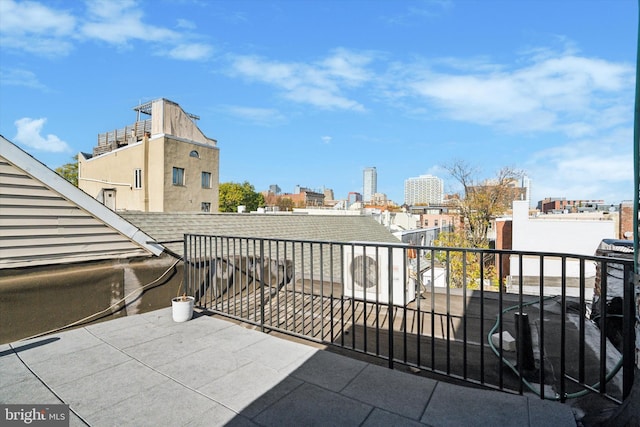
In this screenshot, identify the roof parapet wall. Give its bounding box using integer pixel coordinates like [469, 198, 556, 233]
[93, 98, 215, 157]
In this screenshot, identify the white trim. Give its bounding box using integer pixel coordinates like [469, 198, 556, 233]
[80, 140, 142, 162]
[1, 136, 164, 256]
[79, 177, 132, 188]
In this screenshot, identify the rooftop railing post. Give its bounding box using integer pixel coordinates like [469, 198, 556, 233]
[579, 258, 586, 385]
[560, 256, 567, 402]
[599, 261, 609, 396]
[538, 254, 546, 400]
[388, 245, 394, 369]
[517, 254, 524, 395]
[260, 239, 265, 333]
[622, 263, 635, 399]
[183, 234, 188, 296]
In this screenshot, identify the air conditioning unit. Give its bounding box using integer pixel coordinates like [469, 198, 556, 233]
[343, 243, 416, 306]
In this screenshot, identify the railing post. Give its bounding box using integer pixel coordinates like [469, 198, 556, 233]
[622, 263, 635, 399]
[560, 256, 567, 402]
[388, 245, 394, 369]
[260, 239, 265, 333]
[183, 234, 188, 297]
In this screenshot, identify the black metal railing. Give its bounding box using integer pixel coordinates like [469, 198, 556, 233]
[183, 234, 636, 404]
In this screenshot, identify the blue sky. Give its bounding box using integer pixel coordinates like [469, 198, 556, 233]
[1, 0, 636, 206]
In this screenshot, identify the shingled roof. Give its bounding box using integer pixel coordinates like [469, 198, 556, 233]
[120, 212, 400, 258]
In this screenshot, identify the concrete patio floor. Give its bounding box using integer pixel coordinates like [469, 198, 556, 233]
[0, 308, 579, 426]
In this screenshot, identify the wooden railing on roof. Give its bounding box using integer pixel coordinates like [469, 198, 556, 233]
[94, 119, 152, 156]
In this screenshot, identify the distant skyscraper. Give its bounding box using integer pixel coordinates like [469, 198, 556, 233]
[404, 174, 444, 205]
[363, 167, 377, 202]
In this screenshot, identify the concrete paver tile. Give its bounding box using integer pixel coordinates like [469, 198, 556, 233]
[253, 382, 373, 427]
[9, 330, 102, 365]
[198, 414, 258, 427]
[342, 363, 437, 420]
[290, 350, 368, 392]
[202, 323, 271, 353]
[84, 313, 150, 335]
[68, 412, 90, 427]
[0, 351, 35, 389]
[528, 395, 578, 427]
[86, 319, 176, 349]
[120, 329, 221, 368]
[362, 408, 430, 427]
[421, 382, 531, 427]
[0, 375, 63, 404]
[238, 333, 317, 372]
[156, 345, 253, 390]
[85, 375, 225, 427]
[54, 359, 170, 417]
[197, 361, 301, 416]
[28, 342, 130, 388]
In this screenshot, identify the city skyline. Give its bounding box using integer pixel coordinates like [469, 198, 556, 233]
[0, 1, 635, 205]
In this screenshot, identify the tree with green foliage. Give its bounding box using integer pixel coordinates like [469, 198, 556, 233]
[218, 181, 265, 212]
[55, 155, 78, 186]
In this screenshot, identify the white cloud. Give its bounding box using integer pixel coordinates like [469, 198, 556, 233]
[321, 136, 332, 144]
[223, 105, 285, 125]
[13, 118, 71, 153]
[164, 43, 213, 61]
[0, 0, 213, 61]
[0, 68, 47, 90]
[176, 18, 196, 30]
[526, 129, 633, 202]
[81, 0, 179, 45]
[0, 0, 75, 56]
[401, 52, 633, 137]
[383, 0, 453, 25]
[229, 49, 375, 111]
[320, 48, 375, 86]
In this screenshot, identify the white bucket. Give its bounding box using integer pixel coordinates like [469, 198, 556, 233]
[171, 296, 194, 322]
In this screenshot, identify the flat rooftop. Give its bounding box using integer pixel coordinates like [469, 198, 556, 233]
[1, 308, 578, 426]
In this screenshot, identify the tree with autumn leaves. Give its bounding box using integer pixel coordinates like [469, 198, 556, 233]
[444, 160, 523, 248]
[431, 161, 523, 289]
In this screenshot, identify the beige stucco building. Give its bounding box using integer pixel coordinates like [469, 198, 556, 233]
[79, 98, 219, 212]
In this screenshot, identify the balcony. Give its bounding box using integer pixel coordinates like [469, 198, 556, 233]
[1, 234, 633, 425]
[183, 234, 637, 412]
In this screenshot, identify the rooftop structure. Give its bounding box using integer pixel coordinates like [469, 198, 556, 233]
[79, 98, 219, 213]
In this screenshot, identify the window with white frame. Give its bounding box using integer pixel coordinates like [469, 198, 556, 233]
[201, 202, 211, 212]
[201, 171, 212, 189]
[172, 167, 185, 186]
[134, 169, 142, 189]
